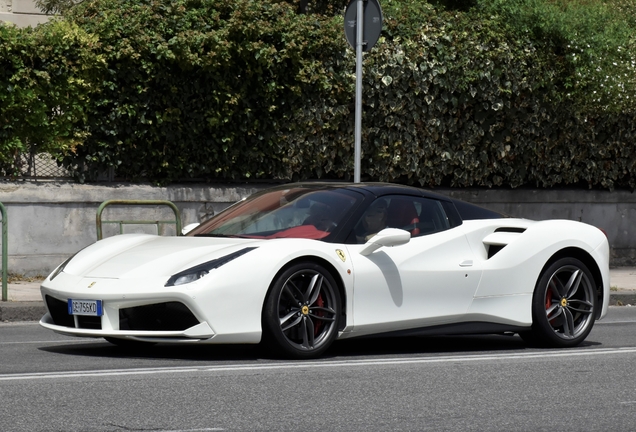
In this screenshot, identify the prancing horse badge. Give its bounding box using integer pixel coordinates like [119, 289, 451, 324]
[336, 249, 346, 262]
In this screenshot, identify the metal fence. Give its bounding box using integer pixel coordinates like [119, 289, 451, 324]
[1, 152, 72, 180]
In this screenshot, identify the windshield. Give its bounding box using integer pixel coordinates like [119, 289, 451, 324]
[188, 186, 361, 240]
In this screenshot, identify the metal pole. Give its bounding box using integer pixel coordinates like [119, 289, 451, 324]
[1, 203, 7, 301]
[96, 200, 182, 241]
[354, 0, 364, 183]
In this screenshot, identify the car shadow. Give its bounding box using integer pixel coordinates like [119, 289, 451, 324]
[38, 341, 266, 362]
[330, 334, 601, 357]
[38, 333, 603, 362]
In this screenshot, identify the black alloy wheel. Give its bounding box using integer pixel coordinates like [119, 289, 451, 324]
[262, 262, 341, 359]
[523, 257, 597, 347]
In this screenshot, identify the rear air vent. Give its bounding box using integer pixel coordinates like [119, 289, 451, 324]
[488, 245, 505, 259]
[484, 228, 526, 259]
[494, 227, 526, 233]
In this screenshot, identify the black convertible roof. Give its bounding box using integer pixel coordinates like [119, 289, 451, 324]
[284, 182, 504, 221]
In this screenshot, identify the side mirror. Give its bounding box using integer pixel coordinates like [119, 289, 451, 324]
[182, 223, 200, 235]
[360, 228, 410, 256]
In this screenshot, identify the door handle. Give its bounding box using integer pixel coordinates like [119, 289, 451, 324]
[459, 260, 473, 267]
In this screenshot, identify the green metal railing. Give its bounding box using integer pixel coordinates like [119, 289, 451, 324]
[96, 200, 182, 241]
[1, 203, 7, 301]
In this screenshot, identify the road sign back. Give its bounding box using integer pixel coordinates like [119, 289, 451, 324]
[344, 0, 383, 52]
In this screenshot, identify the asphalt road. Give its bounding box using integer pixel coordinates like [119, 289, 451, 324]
[2, 308, 636, 431]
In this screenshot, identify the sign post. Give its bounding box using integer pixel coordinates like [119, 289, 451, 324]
[344, 0, 383, 183]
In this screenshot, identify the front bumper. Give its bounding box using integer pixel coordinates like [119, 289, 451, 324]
[40, 292, 215, 342]
[38, 272, 264, 344]
[40, 311, 215, 342]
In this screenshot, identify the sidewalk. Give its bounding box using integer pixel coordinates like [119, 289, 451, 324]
[0, 279, 47, 322]
[2, 269, 636, 322]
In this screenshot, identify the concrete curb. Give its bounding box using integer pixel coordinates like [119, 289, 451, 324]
[0, 302, 46, 322]
[609, 292, 636, 306]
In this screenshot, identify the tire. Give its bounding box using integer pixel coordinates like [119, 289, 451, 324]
[262, 262, 341, 359]
[525, 257, 597, 348]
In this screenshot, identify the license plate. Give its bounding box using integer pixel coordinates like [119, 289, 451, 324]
[68, 299, 103, 316]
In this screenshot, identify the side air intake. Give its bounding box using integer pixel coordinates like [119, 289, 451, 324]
[483, 228, 526, 258]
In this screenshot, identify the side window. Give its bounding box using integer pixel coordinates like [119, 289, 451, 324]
[351, 195, 451, 243]
[407, 198, 451, 236]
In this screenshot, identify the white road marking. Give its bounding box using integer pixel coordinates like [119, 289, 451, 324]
[596, 320, 636, 324]
[124, 429, 223, 432]
[148, 429, 223, 432]
[1, 347, 636, 382]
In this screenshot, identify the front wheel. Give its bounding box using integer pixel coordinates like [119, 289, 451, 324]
[524, 257, 597, 347]
[262, 262, 341, 359]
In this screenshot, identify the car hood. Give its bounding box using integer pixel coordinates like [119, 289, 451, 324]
[63, 234, 259, 279]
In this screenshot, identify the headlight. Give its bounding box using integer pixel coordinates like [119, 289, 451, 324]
[165, 247, 257, 287]
[49, 254, 76, 281]
[49, 245, 91, 281]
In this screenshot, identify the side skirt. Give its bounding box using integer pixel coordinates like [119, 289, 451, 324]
[353, 322, 531, 339]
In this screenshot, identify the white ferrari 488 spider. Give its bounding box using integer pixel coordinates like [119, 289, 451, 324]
[40, 183, 610, 358]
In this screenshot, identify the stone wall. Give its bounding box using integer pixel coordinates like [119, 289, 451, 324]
[0, 0, 50, 27]
[0, 182, 634, 276]
[0, 182, 269, 276]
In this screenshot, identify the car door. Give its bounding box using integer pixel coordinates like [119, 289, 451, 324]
[346, 195, 482, 336]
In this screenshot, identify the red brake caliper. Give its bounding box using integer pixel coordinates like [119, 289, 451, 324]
[546, 284, 554, 324]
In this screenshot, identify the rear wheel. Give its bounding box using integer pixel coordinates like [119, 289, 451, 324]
[262, 262, 341, 359]
[524, 257, 597, 347]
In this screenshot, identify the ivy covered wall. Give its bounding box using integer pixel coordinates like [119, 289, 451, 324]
[1, 0, 635, 188]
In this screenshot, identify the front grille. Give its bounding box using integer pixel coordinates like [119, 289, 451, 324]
[45, 295, 102, 329]
[46, 295, 74, 328]
[46, 296, 197, 332]
[119, 302, 199, 331]
[77, 316, 102, 329]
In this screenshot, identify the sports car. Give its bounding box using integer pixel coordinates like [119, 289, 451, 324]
[40, 182, 610, 358]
